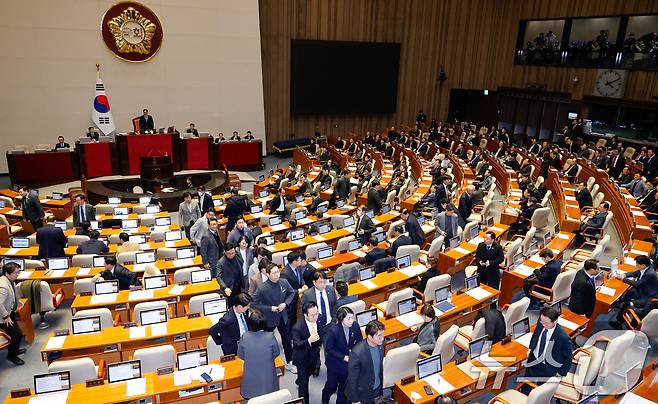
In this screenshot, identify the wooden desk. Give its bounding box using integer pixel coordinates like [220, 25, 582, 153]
[437, 225, 510, 276]
[16, 298, 35, 344]
[5, 356, 285, 404]
[0, 189, 75, 221]
[584, 276, 630, 336]
[348, 263, 429, 306]
[71, 280, 221, 323]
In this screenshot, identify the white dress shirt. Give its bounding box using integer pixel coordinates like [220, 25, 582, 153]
[533, 325, 555, 361]
[305, 319, 317, 345]
[315, 288, 332, 324]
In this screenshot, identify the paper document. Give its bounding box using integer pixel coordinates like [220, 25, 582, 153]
[468, 237, 484, 246]
[352, 250, 366, 258]
[400, 264, 425, 277]
[291, 240, 306, 246]
[360, 280, 377, 290]
[76, 268, 91, 276]
[17, 271, 33, 280]
[396, 312, 424, 328]
[49, 270, 67, 278]
[173, 258, 195, 267]
[454, 247, 471, 255]
[125, 377, 146, 396]
[150, 322, 168, 336]
[465, 287, 492, 301]
[309, 260, 322, 269]
[422, 373, 455, 395]
[45, 335, 67, 350]
[598, 286, 616, 296]
[27, 390, 69, 404]
[557, 317, 579, 331]
[478, 353, 502, 370]
[514, 333, 532, 348]
[169, 285, 186, 295]
[557, 233, 569, 239]
[128, 290, 153, 301]
[129, 326, 147, 339]
[513, 265, 535, 277]
[270, 224, 287, 232]
[529, 254, 544, 264]
[5, 248, 19, 255]
[619, 392, 657, 404]
[90, 293, 118, 305]
[165, 241, 177, 247]
[173, 370, 192, 386]
[313, 235, 326, 242]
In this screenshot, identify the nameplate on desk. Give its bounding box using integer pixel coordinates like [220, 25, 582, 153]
[86, 378, 104, 387]
[54, 329, 70, 336]
[123, 321, 137, 328]
[174, 334, 186, 342]
[220, 354, 236, 363]
[10, 389, 31, 398]
[188, 312, 200, 319]
[104, 344, 118, 352]
[157, 366, 174, 375]
[401, 375, 416, 386]
[208, 382, 223, 393]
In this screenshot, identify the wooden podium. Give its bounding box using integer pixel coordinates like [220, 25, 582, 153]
[139, 155, 173, 180]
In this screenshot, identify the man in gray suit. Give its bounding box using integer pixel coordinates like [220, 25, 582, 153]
[190, 208, 215, 245]
[622, 173, 648, 198]
[226, 217, 254, 245]
[237, 310, 281, 399]
[178, 192, 201, 239]
[434, 205, 459, 240]
[300, 270, 337, 335]
[73, 194, 96, 228]
[0, 263, 25, 365]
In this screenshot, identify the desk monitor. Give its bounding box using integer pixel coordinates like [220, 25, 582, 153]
[469, 225, 479, 240]
[191, 269, 212, 284]
[356, 308, 377, 328]
[343, 216, 355, 227]
[47, 257, 69, 270]
[212, 198, 224, 208]
[348, 239, 360, 252]
[129, 234, 146, 244]
[365, 209, 374, 219]
[295, 194, 304, 203]
[543, 232, 551, 246]
[0, 200, 4, 208]
[263, 235, 275, 246]
[139, 196, 151, 205]
[449, 236, 461, 249]
[135, 251, 156, 264]
[269, 216, 282, 226]
[318, 223, 331, 235]
[316, 205, 327, 215]
[203, 298, 227, 316]
[72, 315, 101, 335]
[486, 217, 494, 228]
[144, 275, 167, 290]
[397, 296, 416, 316]
[358, 266, 375, 281]
[10, 237, 29, 249]
[165, 230, 182, 241]
[177, 247, 196, 260]
[34, 371, 70, 395]
[417, 354, 442, 380]
[512, 317, 530, 340]
[108, 197, 121, 204]
[434, 286, 456, 313]
[114, 207, 129, 216]
[554, 223, 560, 235]
[465, 275, 480, 291]
[317, 246, 333, 260]
[259, 190, 268, 198]
[2, 258, 24, 270]
[54, 221, 67, 231]
[94, 280, 118, 295]
[468, 335, 489, 360]
[93, 255, 106, 268]
[290, 228, 305, 241]
[177, 348, 209, 371]
[251, 205, 263, 214]
[373, 230, 386, 243]
[90, 220, 100, 230]
[146, 205, 160, 214]
[258, 174, 265, 182]
[396, 255, 411, 269]
[381, 204, 391, 214]
[121, 219, 138, 229]
[513, 252, 525, 267]
[336, 199, 345, 208]
[107, 360, 141, 384]
[51, 191, 64, 200]
[140, 307, 167, 326]
[294, 210, 305, 220]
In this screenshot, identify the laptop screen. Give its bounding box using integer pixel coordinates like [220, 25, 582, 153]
[396, 255, 411, 269]
[417, 215, 425, 226]
[176, 247, 196, 259]
[48, 257, 69, 270]
[359, 266, 375, 281]
[107, 360, 141, 384]
[135, 251, 156, 264]
[365, 210, 374, 219]
[251, 205, 263, 214]
[51, 192, 64, 200]
[381, 204, 391, 214]
[294, 210, 305, 220]
[72, 316, 101, 335]
[417, 354, 442, 379]
[54, 221, 67, 231]
[348, 239, 360, 252]
[290, 228, 305, 241]
[269, 216, 282, 226]
[318, 224, 331, 234]
[317, 246, 333, 260]
[146, 205, 160, 214]
[139, 196, 151, 205]
[356, 308, 377, 328]
[434, 286, 451, 303]
[90, 220, 100, 230]
[449, 236, 460, 249]
[343, 216, 355, 227]
[34, 371, 70, 395]
[468, 335, 489, 359]
[177, 348, 209, 371]
[554, 223, 560, 235]
[397, 296, 416, 316]
[263, 235, 275, 246]
[108, 197, 121, 204]
[129, 234, 146, 244]
[191, 269, 212, 284]
[295, 194, 304, 203]
[94, 280, 118, 295]
[469, 225, 479, 240]
[140, 308, 167, 326]
[93, 256, 106, 268]
[114, 207, 129, 216]
[213, 199, 223, 207]
[258, 174, 265, 182]
[543, 232, 551, 246]
[121, 219, 138, 229]
[165, 230, 182, 241]
[10, 237, 29, 248]
[486, 217, 494, 227]
[465, 275, 480, 290]
[203, 298, 228, 316]
[336, 199, 345, 208]
[143, 275, 167, 290]
[259, 190, 269, 198]
[2, 258, 24, 270]
[512, 317, 530, 340]
[373, 231, 385, 242]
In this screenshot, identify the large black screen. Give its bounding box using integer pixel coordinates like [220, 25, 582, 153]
[291, 39, 400, 115]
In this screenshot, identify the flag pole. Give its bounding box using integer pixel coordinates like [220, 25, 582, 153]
[96, 63, 100, 79]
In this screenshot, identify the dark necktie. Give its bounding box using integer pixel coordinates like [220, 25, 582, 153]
[537, 329, 547, 361]
[294, 267, 301, 285]
[631, 181, 638, 194]
[319, 291, 329, 326]
[80, 206, 85, 222]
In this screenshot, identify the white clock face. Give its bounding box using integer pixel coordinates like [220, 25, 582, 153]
[120, 21, 145, 45]
[596, 70, 624, 97]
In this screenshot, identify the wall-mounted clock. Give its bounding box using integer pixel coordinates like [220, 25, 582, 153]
[101, 2, 163, 63]
[593, 69, 627, 98]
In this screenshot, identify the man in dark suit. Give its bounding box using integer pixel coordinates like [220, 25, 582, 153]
[569, 259, 601, 317]
[19, 186, 44, 231]
[268, 188, 287, 217]
[575, 182, 593, 210]
[366, 181, 383, 213]
[523, 249, 562, 309]
[35, 215, 66, 259]
[217, 242, 244, 305]
[186, 123, 199, 137]
[54, 136, 70, 150]
[200, 219, 225, 280]
[388, 224, 412, 257]
[322, 306, 363, 404]
[334, 171, 351, 202]
[292, 301, 323, 403]
[76, 230, 109, 255]
[346, 320, 385, 404]
[94, 256, 141, 290]
[301, 271, 337, 336]
[416, 140, 429, 157]
[86, 127, 99, 141]
[474, 231, 505, 289]
[360, 237, 387, 266]
[138, 108, 154, 132]
[509, 197, 541, 237]
[252, 262, 296, 372]
[474, 307, 507, 343]
[458, 185, 475, 227]
[528, 138, 541, 155]
[522, 306, 573, 392]
[608, 149, 625, 179]
[224, 188, 248, 232]
[401, 209, 425, 246]
[196, 186, 213, 215]
[335, 280, 358, 309]
[282, 251, 307, 338]
[611, 255, 658, 328]
[577, 202, 609, 243]
[209, 293, 251, 355]
[643, 149, 657, 178]
[354, 205, 375, 244]
[73, 194, 96, 228]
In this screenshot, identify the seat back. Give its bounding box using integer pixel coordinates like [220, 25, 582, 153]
[67, 235, 90, 246]
[540, 190, 552, 207]
[550, 270, 577, 303]
[586, 176, 596, 191]
[247, 389, 293, 404]
[599, 330, 636, 378]
[423, 274, 451, 303]
[382, 343, 421, 388]
[572, 346, 605, 391]
[461, 221, 479, 241]
[373, 257, 396, 274]
[336, 235, 355, 253]
[73, 308, 114, 329]
[504, 239, 523, 267]
[117, 251, 138, 265]
[334, 262, 360, 283]
[24, 259, 46, 269]
[0, 214, 9, 226]
[173, 267, 194, 284]
[330, 214, 350, 230]
[206, 335, 223, 361]
[396, 244, 420, 263]
[72, 254, 95, 267]
[592, 192, 605, 209]
[471, 317, 486, 341]
[189, 293, 222, 315]
[432, 324, 459, 363]
[480, 200, 494, 220]
[426, 235, 445, 258]
[641, 309, 658, 337]
[143, 264, 161, 277]
[385, 190, 397, 207]
[133, 300, 169, 325]
[0, 196, 15, 208]
[133, 345, 176, 374]
[73, 278, 95, 295]
[149, 229, 167, 242]
[94, 204, 115, 215]
[623, 147, 636, 160]
[385, 288, 413, 316]
[340, 299, 366, 314]
[590, 184, 600, 200]
[503, 297, 530, 334]
[48, 358, 97, 385]
[271, 251, 288, 266]
[527, 381, 560, 404]
[156, 247, 177, 260]
[535, 176, 544, 188]
[521, 227, 537, 255]
[305, 242, 328, 261]
[387, 220, 405, 238]
[530, 207, 551, 230]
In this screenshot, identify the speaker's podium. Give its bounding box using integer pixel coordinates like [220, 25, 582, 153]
[140, 155, 173, 181]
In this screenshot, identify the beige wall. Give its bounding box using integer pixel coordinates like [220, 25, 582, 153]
[0, 0, 266, 173]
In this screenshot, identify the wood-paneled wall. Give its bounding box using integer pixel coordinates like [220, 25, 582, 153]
[259, 0, 658, 151]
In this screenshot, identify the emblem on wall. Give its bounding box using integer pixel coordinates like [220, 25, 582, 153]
[101, 2, 163, 62]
